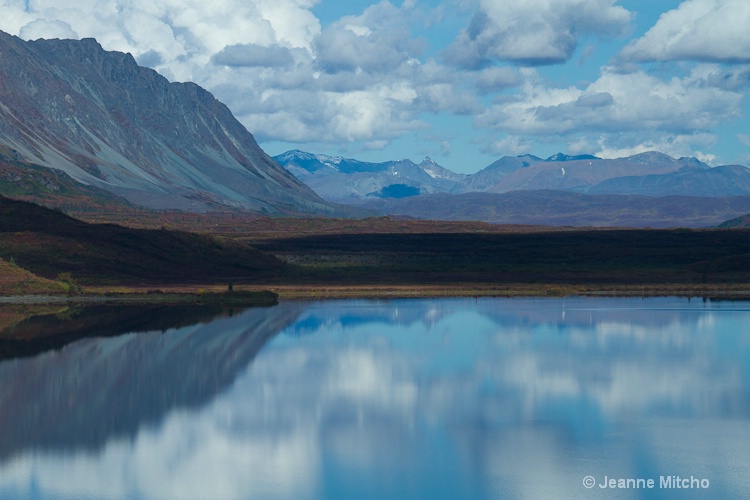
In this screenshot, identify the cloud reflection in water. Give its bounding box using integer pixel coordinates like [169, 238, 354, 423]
[1, 297, 749, 499]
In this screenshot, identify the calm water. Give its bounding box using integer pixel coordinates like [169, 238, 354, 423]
[1, 297, 749, 499]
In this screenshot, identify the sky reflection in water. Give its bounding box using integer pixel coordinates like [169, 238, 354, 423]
[1, 297, 749, 499]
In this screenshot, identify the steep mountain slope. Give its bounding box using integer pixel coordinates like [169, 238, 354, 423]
[0, 31, 332, 214]
[0, 147, 134, 210]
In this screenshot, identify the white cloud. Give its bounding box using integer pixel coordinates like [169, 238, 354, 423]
[212, 43, 296, 68]
[314, 1, 423, 75]
[444, 0, 633, 68]
[589, 133, 719, 163]
[18, 18, 78, 39]
[475, 67, 743, 157]
[475, 66, 523, 93]
[480, 135, 535, 156]
[620, 0, 750, 63]
[8, 0, 321, 83]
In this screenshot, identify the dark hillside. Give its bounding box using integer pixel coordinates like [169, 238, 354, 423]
[0, 196, 283, 283]
[254, 229, 750, 286]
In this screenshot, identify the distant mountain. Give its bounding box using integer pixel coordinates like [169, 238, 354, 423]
[545, 153, 599, 162]
[274, 150, 465, 202]
[591, 164, 750, 197]
[357, 191, 750, 228]
[452, 156, 527, 193]
[275, 150, 390, 175]
[718, 214, 750, 228]
[276, 149, 750, 226]
[0, 31, 333, 214]
[479, 152, 711, 194]
[279, 149, 750, 203]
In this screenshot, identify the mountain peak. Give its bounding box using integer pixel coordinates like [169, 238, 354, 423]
[625, 151, 676, 164]
[546, 153, 600, 162]
[517, 154, 543, 163]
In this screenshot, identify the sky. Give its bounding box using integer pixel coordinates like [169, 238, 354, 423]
[1, 0, 750, 173]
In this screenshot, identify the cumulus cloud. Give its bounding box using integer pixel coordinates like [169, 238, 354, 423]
[620, 0, 750, 63]
[585, 132, 719, 163]
[18, 18, 78, 40]
[470, 65, 745, 162]
[475, 66, 523, 93]
[6, 0, 321, 82]
[444, 0, 633, 68]
[212, 43, 296, 68]
[314, 1, 423, 75]
[476, 67, 743, 136]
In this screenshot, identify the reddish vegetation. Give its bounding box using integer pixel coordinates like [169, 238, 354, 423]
[72, 209, 577, 239]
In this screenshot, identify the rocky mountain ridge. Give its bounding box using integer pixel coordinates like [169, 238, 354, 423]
[0, 31, 332, 214]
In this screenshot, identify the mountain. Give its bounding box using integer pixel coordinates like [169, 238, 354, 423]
[718, 214, 750, 228]
[478, 152, 710, 193]
[590, 164, 750, 197]
[545, 153, 599, 162]
[275, 150, 391, 175]
[0, 31, 332, 214]
[357, 191, 750, 228]
[276, 149, 750, 226]
[452, 156, 528, 192]
[279, 149, 746, 204]
[0, 147, 134, 210]
[274, 150, 466, 202]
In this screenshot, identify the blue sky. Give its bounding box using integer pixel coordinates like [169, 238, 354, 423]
[2, 0, 749, 172]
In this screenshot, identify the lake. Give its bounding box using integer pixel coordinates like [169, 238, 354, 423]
[1, 297, 749, 499]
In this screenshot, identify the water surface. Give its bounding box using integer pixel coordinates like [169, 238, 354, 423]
[1, 297, 749, 499]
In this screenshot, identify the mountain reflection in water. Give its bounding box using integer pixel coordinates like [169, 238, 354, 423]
[1, 297, 749, 500]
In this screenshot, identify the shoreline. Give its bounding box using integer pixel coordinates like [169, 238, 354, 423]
[0, 290, 279, 306]
[3, 283, 750, 303]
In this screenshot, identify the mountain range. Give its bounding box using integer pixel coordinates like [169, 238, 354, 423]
[0, 31, 333, 214]
[275, 149, 750, 201]
[274, 150, 750, 227]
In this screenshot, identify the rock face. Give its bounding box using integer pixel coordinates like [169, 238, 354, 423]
[0, 31, 332, 213]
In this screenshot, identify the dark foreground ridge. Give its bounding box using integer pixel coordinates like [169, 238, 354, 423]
[0, 195, 283, 284]
[2, 195, 750, 292]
